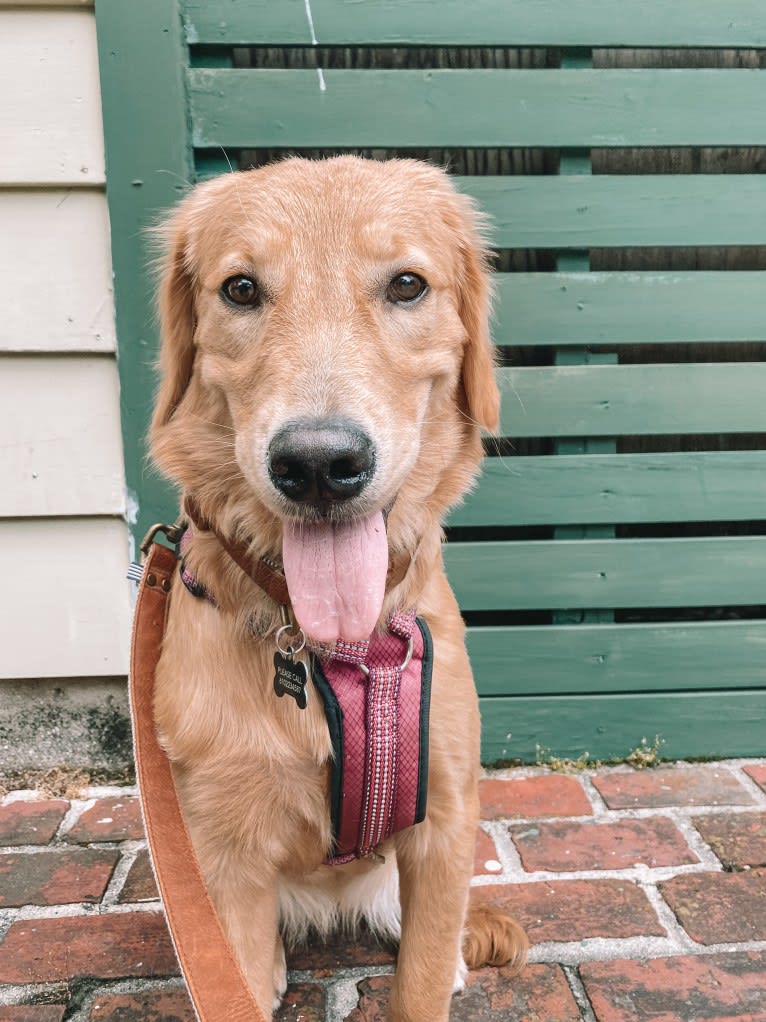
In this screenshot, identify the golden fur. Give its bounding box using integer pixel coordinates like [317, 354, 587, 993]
[150, 156, 527, 1020]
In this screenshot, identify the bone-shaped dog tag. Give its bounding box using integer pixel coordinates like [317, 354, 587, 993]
[273, 650, 309, 709]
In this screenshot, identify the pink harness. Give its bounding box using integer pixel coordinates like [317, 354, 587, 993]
[314, 611, 432, 863]
[177, 530, 432, 863]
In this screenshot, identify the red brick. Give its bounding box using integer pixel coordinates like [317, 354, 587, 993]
[275, 982, 326, 1022]
[288, 929, 395, 973]
[343, 964, 580, 1022]
[0, 912, 178, 983]
[344, 975, 391, 1022]
[744, 763, 766, 793]
[472, 878, 663, 943]
[65, 797, 144, 843]
[0, 849, 118, 907]
[89, 988, 193, 1022]
[474, 828, 503, 876]
[90, 983, 328, 1022]
[592, 766, 754, 809]
[118, 849, 158, 903]
[480, 775, 592, 820]
[660, 868, 766, 944]
[693, 812, 766, 870]
[581, 951, 766, 1022]
[0, 1009, 66, 1022]
[0, 800, 68, 846]
[510, 816, 698, 873]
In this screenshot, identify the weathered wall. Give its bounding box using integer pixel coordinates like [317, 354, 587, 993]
[0, 0, 131, 776]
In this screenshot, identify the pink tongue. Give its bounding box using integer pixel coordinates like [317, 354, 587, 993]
[282, 512, 388, 645]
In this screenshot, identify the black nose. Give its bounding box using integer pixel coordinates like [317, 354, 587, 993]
[268, 418, 376, 507]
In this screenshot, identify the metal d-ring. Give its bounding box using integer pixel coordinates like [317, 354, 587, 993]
[359, 634, 414, 678]
[275, 623, 306, 657]
[139, 520, 186, 559]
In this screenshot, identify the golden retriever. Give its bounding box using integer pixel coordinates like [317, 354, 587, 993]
[150, 156, 527, 1020]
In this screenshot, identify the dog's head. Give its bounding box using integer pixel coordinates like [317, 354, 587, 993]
[151, 157, 498, 642]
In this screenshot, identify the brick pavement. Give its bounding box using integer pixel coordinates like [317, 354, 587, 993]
[1, 759, 765, 1021]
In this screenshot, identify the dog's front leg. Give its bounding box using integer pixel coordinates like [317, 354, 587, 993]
[389, 816, 475, 1022]
[203, 864, 281, 1019]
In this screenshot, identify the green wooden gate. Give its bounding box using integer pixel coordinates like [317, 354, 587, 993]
[96, 0, 766, 763]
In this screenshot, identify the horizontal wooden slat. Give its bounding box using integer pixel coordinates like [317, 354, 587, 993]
[445, 536, 766, 610]
[459, 176, 766, 249]
[0, 9, 104, 185]
[0, 518, 131, 678]
[478, 690, 766, 764]
[450, 451, 766, 528]
[467, 621, 766, 696]
[494, 272, 766, 347]
[184, 0, 766, 48]
[188, 69, 766, 149]
[186, 168, 766, 249]
[497, 362, 766, 437]
[0, 191, 115, 353]
[1, 357, 125, 517]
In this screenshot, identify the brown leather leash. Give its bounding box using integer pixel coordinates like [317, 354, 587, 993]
[129, 535, 266, 1022]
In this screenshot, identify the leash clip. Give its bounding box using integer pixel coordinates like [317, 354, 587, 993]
[139, 521, 185, 561]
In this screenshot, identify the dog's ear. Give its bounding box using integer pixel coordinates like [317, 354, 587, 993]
[150, 204, 197, 435]
[453, 201, 500, 434]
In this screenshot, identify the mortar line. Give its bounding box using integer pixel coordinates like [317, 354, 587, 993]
[578, 773, 610, 816]
[639, 880, 703, 951]
[100, 845, 143, 907]
[55, 798, 89, 841]
[562, 963, 598, 1022]
[668, 812, 726, 871]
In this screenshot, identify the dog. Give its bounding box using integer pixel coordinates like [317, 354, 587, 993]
[149, 156, 527, 1020]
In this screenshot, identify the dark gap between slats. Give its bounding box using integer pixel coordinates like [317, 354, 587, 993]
[234, 149, 558, 180]
[447, 522, 766, 543]
[230, 45, 555, 71]
[461, 606, 766, 628]
[485, 435, 766, 456]
[616, 605, 766, 624]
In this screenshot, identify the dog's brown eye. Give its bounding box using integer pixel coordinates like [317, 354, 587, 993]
[222, 275, 260, 308]
[386, 272, 428, 305]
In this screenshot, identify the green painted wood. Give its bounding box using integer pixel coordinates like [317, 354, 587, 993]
[182, 167, 766, 250]
[95, 0, 193, 549]
[478, 690, 766, 764]
[187, 69, 766, 150]
[496, 362, 766, 438]
[445, 536, 766, 611]
[460, 176, 766, 249]
[184, 0, 766, 48]
[96, 0, 766, 769]
[493, 272, 766, 347]
[466, 621, 766, 697]
[450, 451, 766, 528]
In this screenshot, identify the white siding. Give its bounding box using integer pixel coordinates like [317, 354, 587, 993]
[1, 357, 125, 517]
[0, 190, 116, 353]
[0, 2, 130, 683]
[0, 8, 105, 186]
[0, 519, 130, 678]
